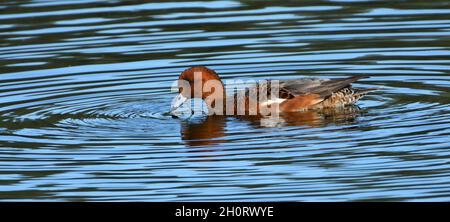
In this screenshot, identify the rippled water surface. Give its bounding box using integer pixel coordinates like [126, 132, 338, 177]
[1, 0, 450, 201]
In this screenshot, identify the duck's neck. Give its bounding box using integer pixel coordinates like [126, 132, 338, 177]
[204, 90, 260, 116]
[204, 89, 228, 115]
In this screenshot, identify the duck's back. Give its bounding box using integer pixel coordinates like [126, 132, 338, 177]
[253, 76, 375, 111]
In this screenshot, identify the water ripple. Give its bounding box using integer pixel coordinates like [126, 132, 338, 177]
[0, 0, 449, 201]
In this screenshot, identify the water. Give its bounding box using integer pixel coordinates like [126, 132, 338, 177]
[0, 0, 449, 201]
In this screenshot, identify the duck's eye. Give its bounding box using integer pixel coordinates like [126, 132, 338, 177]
[177, 79, 191, 96]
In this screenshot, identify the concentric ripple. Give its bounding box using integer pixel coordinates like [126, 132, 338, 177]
[0, 0, 450, 201]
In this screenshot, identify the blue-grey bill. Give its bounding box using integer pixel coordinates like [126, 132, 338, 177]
[171, 94, 188, 112]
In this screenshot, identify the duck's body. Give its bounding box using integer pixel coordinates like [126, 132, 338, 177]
[252, 76, 376, 112]
[172, 66, 376, 115]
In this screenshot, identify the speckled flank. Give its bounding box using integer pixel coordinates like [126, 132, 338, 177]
[313, 87, 374, 109]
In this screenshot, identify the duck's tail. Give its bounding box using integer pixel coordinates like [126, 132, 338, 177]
[315, 75, 369, 98]
[352, 87, 379, 96]
[316, 86, 378, 108]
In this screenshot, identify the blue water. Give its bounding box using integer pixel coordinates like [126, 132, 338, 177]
[0, 0, 449, 201]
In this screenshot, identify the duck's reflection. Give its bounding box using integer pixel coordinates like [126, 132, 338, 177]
[180, 115, 228, 147]
[180, 106, 363, 147]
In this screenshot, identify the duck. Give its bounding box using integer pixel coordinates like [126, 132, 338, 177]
[171, 66, 377, 116]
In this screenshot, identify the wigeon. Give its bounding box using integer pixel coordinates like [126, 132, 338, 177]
[171, 66, 376, 115]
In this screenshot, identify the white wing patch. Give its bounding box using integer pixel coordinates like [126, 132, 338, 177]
[259, 98, 286, 106]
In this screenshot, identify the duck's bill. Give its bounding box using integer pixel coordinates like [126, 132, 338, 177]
[171, 94, 188, 112]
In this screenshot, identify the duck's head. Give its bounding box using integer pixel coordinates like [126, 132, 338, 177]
[171, 66, 224, 111]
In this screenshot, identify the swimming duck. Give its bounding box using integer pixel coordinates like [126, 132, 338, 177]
[171, 66, 376, 115]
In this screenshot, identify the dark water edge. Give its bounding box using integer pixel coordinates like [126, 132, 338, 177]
[0, 0, 449, 201]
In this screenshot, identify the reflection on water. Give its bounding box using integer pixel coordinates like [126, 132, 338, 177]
[0, 0, 450, 201]
[180, 106, 363, 147]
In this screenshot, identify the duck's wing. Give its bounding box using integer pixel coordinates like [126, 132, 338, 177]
[247, 78, 326, 99]
[278, 78, 329, 98]
[277, 75, 369, 99]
